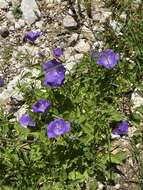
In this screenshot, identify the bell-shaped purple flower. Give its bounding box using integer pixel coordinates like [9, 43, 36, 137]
[53, 47, 63, 58]
[19, 113, 36, 128]
[0, 78, 4, 87]
[47, 118, 71, 139]
[24, 31, 42, 43]
[112, 120, 128, 135]
[97, 49, 119, 69]
[43, 59, 66, 88]
[32, 99, 52, 113]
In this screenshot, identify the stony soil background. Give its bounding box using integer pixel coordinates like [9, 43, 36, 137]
[0, 0, 142, 189]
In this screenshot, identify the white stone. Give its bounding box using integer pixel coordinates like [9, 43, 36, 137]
[63, 15, 77, 28]
[81, 25, 95, 41]
[0, 0, 8, 9]
[92, 9, 111, 23]
[15, 22, 21, 29]
[6, 75, 24, 101]
[111, 133, 120, 139]
[6, 11, 16, 23]
[21, 0, 41, 25]
[131, 88, 143, 111]
[120, 12, 127, 20]
[35, 21, 43, 29]
[14, 104, 28, 121]
[74, 39, 90, 53]
[64, 47, 74, 60]
[9, 25, 15, 31]
[45, 0, 61, 4]
[97, 182, 104, 190]
[109, 20, 123, 35]
[18, 19, 25, 27]
[69, 33, 78, 44]
[114, 184, 121, 189]
[0, 90, 10, 105]
[65, 53, 83, 71]
[17, 45, 39, 56]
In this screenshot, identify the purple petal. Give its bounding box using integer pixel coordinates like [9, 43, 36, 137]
[53, 48, 63, 58]
[42, 59, 63, 73]
[24, 31, 42, 43]
[32, 99, 52, 113]
[112, 120, 128, 135]
[42, 59, 66, 88]
[44, 70, 65, 88]
[47, 118, 71, 139]
[97, 49, 119, 69]
[0, 79, 4, 87]
[19, 113, 36, 128]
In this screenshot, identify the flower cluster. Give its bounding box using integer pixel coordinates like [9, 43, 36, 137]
[19, 32, 128, 140]
[19, 98, 71, 138]
[19, 45, 70, 139]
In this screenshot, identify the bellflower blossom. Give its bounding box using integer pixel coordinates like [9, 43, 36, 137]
[19, 113, 36, 128]
[53, 47, 63, 58]
[112, 120, 128, 135]
[24, 31, 42, 43]
[47, 118, 71, 139]
[97, 49, 119, 69]
[32, 99, 52, 113]
[42, 59, 66, 88]
[0, 78, 4, 87]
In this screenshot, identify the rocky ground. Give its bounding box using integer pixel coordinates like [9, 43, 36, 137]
[0, 0, 142, 189]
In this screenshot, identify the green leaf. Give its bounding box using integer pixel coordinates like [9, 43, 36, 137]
[109, 151, 127, 165]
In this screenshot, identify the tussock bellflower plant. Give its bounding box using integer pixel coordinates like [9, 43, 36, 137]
[47, 118, 71, 139]
[112, 120, 128, 135]
[24, 31, 42, 43]
[43, 59, 66, 88]
[32, 99, 52, 113]
[53, 47, 63, 58]
[19, 113, 36, 128]
[97, 49, 119, 69]
[0, 78, 4, 87]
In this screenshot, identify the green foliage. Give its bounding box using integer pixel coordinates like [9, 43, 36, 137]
[0, 53, 131, 189]
[12, 7, 22, 19]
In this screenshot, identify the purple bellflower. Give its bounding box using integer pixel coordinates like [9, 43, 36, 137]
[24, 31, 42, 43]
[53, 47, 63, 58]
[0, 78, 4, 87]
[97, 49, 119, 69]
[47, 118, 71, 139]
[112, 120, 128, 135]
[42, 59, 66, 88]
[19, 113, 36, 128]
[32, 99, 52, 113]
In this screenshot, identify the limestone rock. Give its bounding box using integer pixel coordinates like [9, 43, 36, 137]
[0, 0, 8, 9]
[131, 88, 143, 112]
[63, 15, 77, 29]
[74, 39, 90, 53]
[21, 0, 41, 25]
[65, 53, 83, 72]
